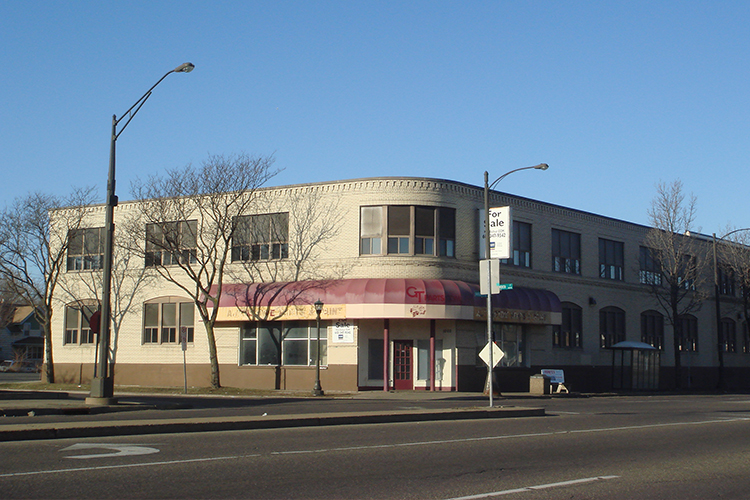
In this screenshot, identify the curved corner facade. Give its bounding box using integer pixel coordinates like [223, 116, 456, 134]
[49, 176, 750, 393]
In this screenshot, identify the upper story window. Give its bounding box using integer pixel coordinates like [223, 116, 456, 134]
[67, 228, 104, 271]
[64, 303, 98, 345]
[639, 246, 662, 285]
[641, 310, 664, 350]
[501, 221, 532, 268]
[143, 299, 194, 345]
[360, 205, 455, 257]
[599, 238, 624, 281]
[678, 255, 697, 290]
[231, 213, 289, 262]
[145, 220, 197, 267]
[551, 229, 581, 275]
[718, 266, 736, 296]
[599, 306, 625, 348]
[553, 302, 582, 348]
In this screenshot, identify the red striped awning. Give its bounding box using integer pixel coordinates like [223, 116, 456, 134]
[214, 278, 560, 324]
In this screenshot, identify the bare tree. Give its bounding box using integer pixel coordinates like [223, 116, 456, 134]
[0, 189, 98, 383]
[223, 189, 347, 387]
[128, 153, 278, 389]
[57, 212, 154, 371]
[643, 180, 707, 389]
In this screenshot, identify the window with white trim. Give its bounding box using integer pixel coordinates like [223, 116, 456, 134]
[143, 299, 194, 345]
[231, 213, 289, 262]
[599, 238, 624, 280]
[359, 205, 455, 257]
[240, 321, 327, 366]
[552, 229, 581, 275]
[64, 303, 98, 345]
[67, 228, 105, 271]
[145, 220, 197, 267]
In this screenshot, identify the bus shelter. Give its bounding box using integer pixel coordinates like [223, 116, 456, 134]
[611, 341, 660, 390]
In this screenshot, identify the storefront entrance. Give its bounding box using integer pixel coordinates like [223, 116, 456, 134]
[393, 340, 413, 390]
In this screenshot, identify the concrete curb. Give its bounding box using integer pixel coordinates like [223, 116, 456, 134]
[0, 406, 544, 442]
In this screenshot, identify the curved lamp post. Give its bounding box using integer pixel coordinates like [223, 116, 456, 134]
[313, 299, 325, 396]
[713, 228, 750, 390]
[89, 63, 195, 403]
[483, 163, 548, 407]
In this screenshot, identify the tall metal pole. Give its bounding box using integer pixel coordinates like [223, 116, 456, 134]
[483, 171, 495, 407]
[482, 164, 548, 407]
[88, 116, 118, 401]
[88, 63, 194, 403]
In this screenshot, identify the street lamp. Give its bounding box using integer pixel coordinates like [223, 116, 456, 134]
[483, 163, 548, 407]
[713, 228, 750, 390]
[313, 299, 325, 396]
[88, 62, 195, 404]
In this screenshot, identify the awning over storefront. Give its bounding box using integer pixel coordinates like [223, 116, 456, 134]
[214, 278, 561, 325]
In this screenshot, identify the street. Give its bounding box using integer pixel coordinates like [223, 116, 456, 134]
[2, 394, 750, 499]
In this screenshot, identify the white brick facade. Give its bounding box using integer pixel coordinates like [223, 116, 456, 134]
[50, 176, 750, 392]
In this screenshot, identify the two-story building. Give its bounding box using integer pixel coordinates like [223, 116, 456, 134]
[49, 177, 750, 393]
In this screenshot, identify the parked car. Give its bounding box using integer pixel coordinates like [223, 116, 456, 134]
[0, 360, 40, 373]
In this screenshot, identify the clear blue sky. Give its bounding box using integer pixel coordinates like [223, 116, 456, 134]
[2, 1, 749, 233]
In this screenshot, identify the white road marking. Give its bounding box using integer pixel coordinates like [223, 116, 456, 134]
[61, 443, 160, 459]
[0, 454, 258, 478]
[444, 475, 620, 499]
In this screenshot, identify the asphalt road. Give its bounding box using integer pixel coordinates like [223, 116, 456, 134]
[2, 394, 750, 499]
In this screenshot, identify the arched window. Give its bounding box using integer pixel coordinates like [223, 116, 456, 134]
[553, 302, 582, 348]
[142, 297, 195, 345]
[677, 314, 698, 352]
[600, 306, 625, 348]
[64, 300, 99, 345]
[641, 310, 664, 350]
[721, 318, 737, 353]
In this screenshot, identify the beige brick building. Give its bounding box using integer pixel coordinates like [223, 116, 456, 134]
[50, 177, 750, 393]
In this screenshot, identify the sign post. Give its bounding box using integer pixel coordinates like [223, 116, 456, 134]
[180, 326, 188, 394]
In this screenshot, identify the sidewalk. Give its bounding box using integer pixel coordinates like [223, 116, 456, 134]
[0, 389, 546, 442]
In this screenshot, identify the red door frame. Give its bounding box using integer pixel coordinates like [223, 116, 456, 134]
[393, 340, 413, 390]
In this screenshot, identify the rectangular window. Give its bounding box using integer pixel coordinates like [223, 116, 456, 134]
[599, 238, 624, 280]
[552, 229, 581, 274]
[161, 303, 177, 343]
[360, 205, 455, 257]
[414, 207, 435, 255]
[239, 321, 327, 366]
[438, 207, 455, 257]
[502, 221, 532, 268]
[360, 206, 383, 255]
[142, 301, 195, 345]
[368, 339, 384, 380]
[231, 213, 289, 262]
[417, 339, 443, 381]
[639, 246, 662, 285]
[67, 228, 105, 271]
[143, 303, 159, 344]
[718, 267, 735, 296]
[553, 303, 582, 348]
[145, 220, 198, 267]
[678, 255, 697, 290]
[388, 206, 411, 254]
